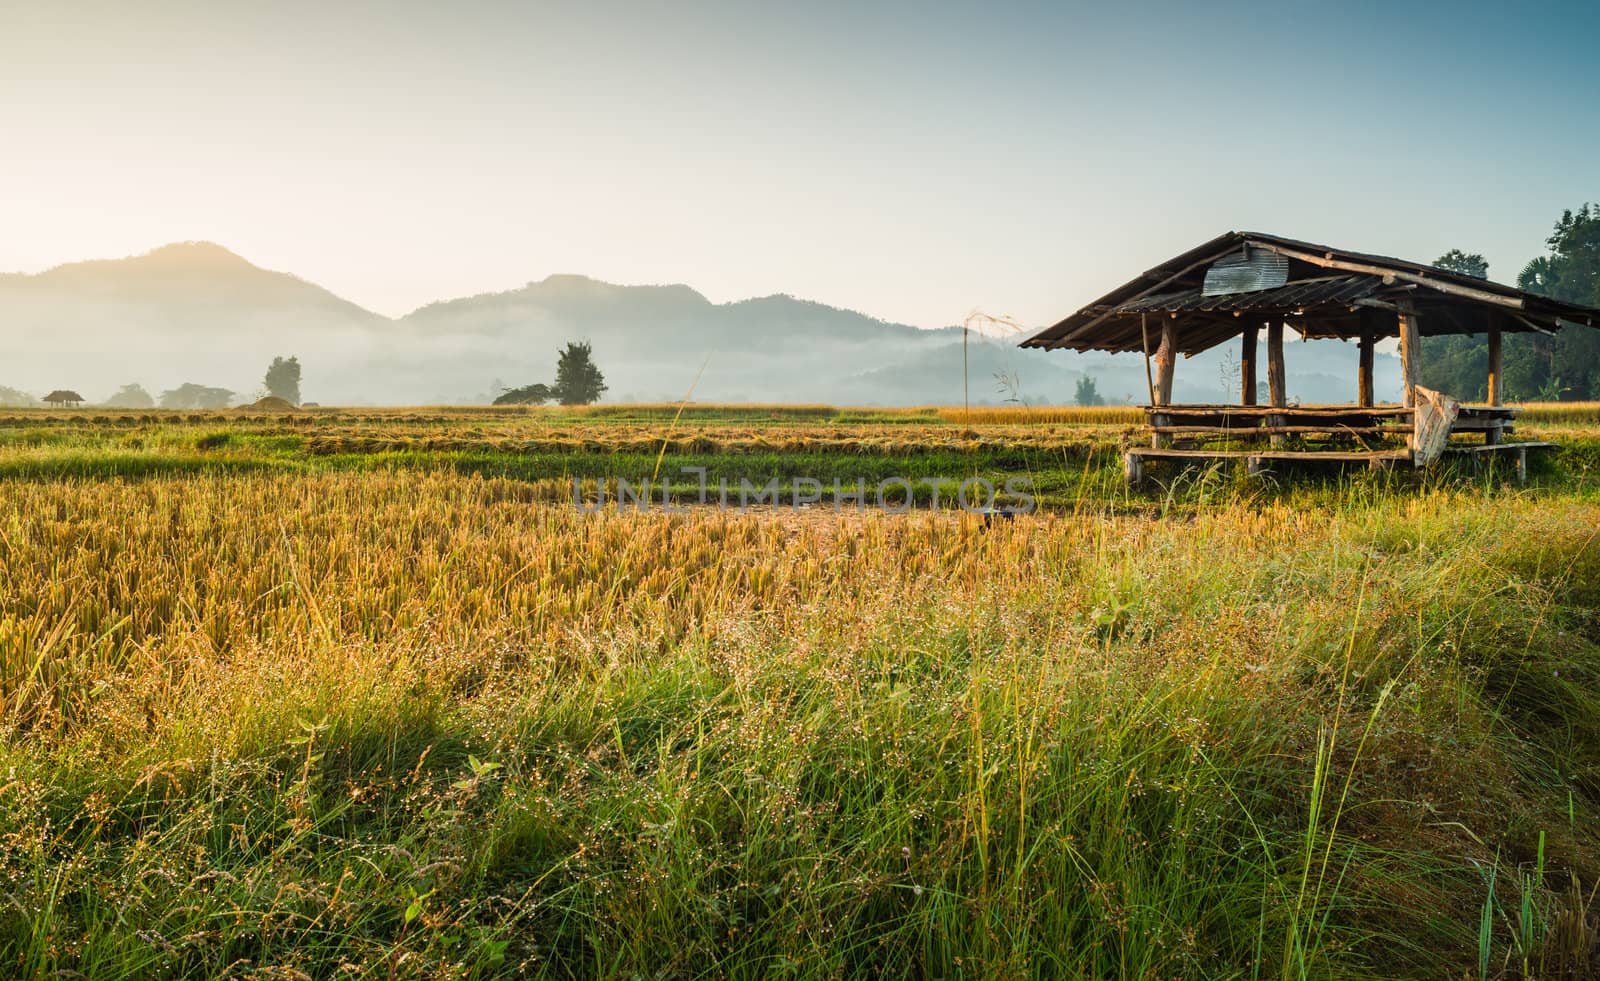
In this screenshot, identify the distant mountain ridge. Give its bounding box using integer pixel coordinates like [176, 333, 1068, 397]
[0, 242, 1402, 406]
[8, 241, 383, 324]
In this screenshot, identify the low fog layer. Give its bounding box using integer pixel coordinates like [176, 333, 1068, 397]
[0, 243, 1403, 407]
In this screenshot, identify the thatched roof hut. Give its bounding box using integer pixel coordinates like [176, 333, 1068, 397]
[42, 390, 85, 406]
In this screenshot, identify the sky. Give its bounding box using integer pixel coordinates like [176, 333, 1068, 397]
[4, 0, 1598, 327]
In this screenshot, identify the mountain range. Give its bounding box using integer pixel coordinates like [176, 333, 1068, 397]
[0, 242, 1402, 406]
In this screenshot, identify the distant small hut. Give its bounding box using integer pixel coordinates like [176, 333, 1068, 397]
[42, 390, 85, 407]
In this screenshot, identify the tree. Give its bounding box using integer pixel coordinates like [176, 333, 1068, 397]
[551, 342, 607, 405]
[0, 385, 36, 407]
[1073, 375, 1104, 407]
[1517, 256, 1555, 295]
[264, 356, 302, 405]
[494, 383, 554, 405]
[1528, 205, 1600, 400]
[1433, 249, 1488, 279]
[160, 383, 235, 409]
[1540, 205, 1600, 306]
[104, 383, 156, 408]
[1455, 205, 1600, 402]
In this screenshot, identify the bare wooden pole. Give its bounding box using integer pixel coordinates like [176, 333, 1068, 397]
[1240, 327, 1257, 405]
[1139, 313, 1156, 407]
[962, 324, 968, 423]
[1266, 321, 1287, 448]
[1487, 329, 1503, 406]
[1355, 307, 1382, 408]
[1398, 311, 1421, 408]
[1148, 318, 1179, 449]
[1358, 333, 1374, 407]
[1154, 319, 1177, 405]
[1141, 314, 1169, 448]
[1266, 321, 1286, 407]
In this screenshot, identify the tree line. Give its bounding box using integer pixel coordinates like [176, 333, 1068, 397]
[0, 357, 305, 410]
[114, 357, 303, 409]
[4, 343, 612, 409]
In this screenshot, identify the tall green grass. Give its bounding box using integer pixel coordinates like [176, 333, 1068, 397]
[0, 471, 1596, 976]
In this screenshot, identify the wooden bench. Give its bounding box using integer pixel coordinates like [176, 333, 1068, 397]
[1442, 440, 1558, 482]
[1124, 441, 1557, 486]
[1123, 447, 1409, 485]
[1452, 405, 1519, 445]
[1144, 404, 1415, 448]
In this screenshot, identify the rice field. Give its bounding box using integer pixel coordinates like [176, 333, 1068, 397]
[1, 406, 1598, 978]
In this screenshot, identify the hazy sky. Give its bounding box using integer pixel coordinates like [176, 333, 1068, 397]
[4, 0, 1597, 326]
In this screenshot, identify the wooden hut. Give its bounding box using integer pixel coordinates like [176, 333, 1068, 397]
[41, 389, 85, 407]
[1020, 231, 1600, 483]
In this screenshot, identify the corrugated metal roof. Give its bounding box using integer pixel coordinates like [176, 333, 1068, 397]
[1201, 247, 1288, 296]
[1116, 275, 1381, 314]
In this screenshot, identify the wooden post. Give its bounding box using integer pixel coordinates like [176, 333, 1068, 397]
[1124, 451, 1143, 488]
[1398, 311, 1420, 408]
[1139, 313, 1156, 407]
[1150, 321, 1177, 449]
[1357, 334, 1375, 407]
[1487, 329, 1503, 406]
[1240, 328, 1257, 406]
[1267, 321, 1286, 448]
[1154, 319, 1177, 406]
[1267, 321, 1286, 407]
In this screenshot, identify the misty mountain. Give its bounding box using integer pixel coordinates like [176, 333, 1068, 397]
[2, 242, 386, 403]
[0, 243, 1403, 406]
[390, 274, 1070, 405]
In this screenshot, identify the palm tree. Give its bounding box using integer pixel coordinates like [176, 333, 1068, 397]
[1517, 256, 1554, 296]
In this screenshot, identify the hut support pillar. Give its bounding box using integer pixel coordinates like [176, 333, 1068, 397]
[1487, 329, 1503, 406]
[1240, 328, 1257, 406]
[1151, 320, 1177, 448]
[1358, 333, 1375, 407]
[1398, 311, 1420, 408]
[1485, 328, 1505, 444]
[1155, 320, 1176, 405]
[1267, 321, 1286, 407]
[1267, 321, 1286, 447]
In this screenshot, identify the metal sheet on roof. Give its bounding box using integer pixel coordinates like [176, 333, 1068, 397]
[1202, 246, 1289, 296]
[1116, 275, 1382, 314]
